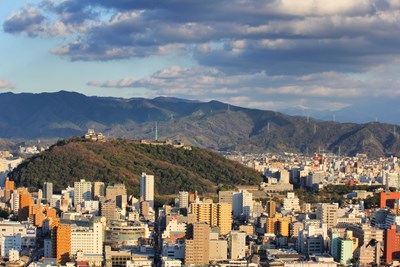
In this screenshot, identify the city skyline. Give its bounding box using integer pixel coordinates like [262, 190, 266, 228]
[1, 0, 400, 122]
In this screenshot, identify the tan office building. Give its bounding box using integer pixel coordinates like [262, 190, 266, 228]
[185, 223, 210, 265]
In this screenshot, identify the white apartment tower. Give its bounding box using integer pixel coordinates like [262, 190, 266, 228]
[11, 190, 19, 214]
[140, 173, 154, 208]
[70, 221, 103, 256]
[74, 179, 93, 206]
[228, 231, 246, 260]
[232, 190, 253, 218]
[178, 191, 189, 209]
[282, 192, 300, 211]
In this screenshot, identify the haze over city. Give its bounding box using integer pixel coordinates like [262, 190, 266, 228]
[1, 0, 400, 123]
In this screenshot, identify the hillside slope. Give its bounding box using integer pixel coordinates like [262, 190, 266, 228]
[8, 138, 262, 196]
[1, 91, 400, 157]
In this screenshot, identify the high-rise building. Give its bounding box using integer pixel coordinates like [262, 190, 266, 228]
[216, 203, 232, 235]
[344, 223, 383, 247]
[52, 224, 71, 265]
[266, 214, 291, 236]
[385, 224, 400, 264]
[209, 232, 228, 261]
[385, 172, 400, 190]
[282, 192, 300, 212]
[190, 203, 214, 225]
[228, 231, 246, 260]
[338, 238, 353, 265]
[178, 191, 189, 209]
[93, 182, 105, 199]
[140, 173, 154, 208]
[43, 182, 53, 204]
[101, 200, 119, 223]
[279, 169, 290, 184]
[5, 177, 14, 191]
[219, 191, 233, 204]
[380, 192, 400, 208]
[190, 203, 232, 235]
[18, 189, 33, 221]
[11, 190, 19, 214]
[140, 200, 150, 217]
[316, 203, 338, 229]
[70, 221, 103, 256]
[232, 190, 252, 218]
[52, 220, 103, 264]
[105, 184, 126, 202]
[74, 179, 93, 206]
[185, 222, 210, 265]
[188, 191, 198, 204]
[290, 221, 304, 237]
[330, 231, 341, 261]
[306, 171, 325, 188]
[267, 200, 276, 218]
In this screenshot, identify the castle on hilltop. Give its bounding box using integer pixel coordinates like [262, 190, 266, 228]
[84, 129, 106, 142]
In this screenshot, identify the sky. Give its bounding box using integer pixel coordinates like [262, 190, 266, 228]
[1, 0, 400, 123]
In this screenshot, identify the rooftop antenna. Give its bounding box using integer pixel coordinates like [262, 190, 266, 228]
[267, 122, 270, 133]
[155, 122, 158, 141]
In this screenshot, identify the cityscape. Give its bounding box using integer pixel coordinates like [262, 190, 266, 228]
[2, 0, 400, 266]
[1, 133, 400, 266]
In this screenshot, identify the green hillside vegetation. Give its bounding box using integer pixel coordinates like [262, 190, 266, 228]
[8, 137, 262, 196]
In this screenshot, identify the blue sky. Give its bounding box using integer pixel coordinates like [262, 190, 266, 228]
[1, 0, 400, 123]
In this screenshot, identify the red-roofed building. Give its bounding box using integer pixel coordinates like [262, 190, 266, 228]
[380, 192, 400, 208]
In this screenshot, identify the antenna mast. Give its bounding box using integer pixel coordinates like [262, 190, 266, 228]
[155, 122, 158, 141]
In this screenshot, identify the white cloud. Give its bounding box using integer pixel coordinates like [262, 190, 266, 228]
[0, 80, 15, 90]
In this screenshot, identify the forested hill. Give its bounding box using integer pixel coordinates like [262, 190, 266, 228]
[8, 138, 262, 196]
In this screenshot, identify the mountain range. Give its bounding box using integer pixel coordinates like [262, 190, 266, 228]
[0, 91, 399, 157]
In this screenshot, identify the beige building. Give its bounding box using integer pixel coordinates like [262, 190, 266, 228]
[228, 231, 246, 260]
[219, 191, 233, 204]
[343, 223, 383, 247]
[209, 232, 228, 261]
[105, 246, 132, 267]
[93, 182, 105, 199]
[316, 203, 338, 229]
[106, 184, 127, 201]
[101, 200, 120, 223]
[290, 221, 304, 237]
[74, 179, 93, 206]
[185, 223, 210, 266]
